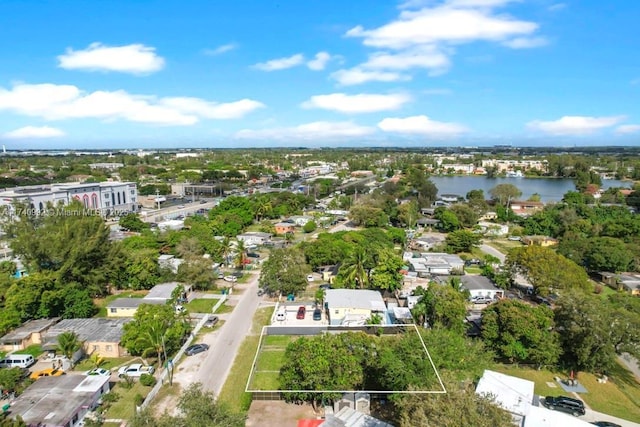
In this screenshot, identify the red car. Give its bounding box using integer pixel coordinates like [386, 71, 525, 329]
[296, 306, 306, 319]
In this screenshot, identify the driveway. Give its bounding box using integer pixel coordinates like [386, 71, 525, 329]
[171, 271, 263, 396]
[580, 408, 640, 427]
[479, 242, 506, 263]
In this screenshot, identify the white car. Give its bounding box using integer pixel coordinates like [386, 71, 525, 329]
[307, 274, 315, 282]
[84, 368, 111, 376]
[117, 364, 155, 378]
[224, 275, 238, 282]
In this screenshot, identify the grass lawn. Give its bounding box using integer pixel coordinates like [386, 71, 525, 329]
[184, 298, 216, 313]
[252, 371, 280, 390]
[484, 239, 522, 255]
[263, 335, 295, 347]
[74, 357, 135, 372]
[214, 302, 234, 314]
[103, 382, 151, 420]
[494, 364, 640, 422]
[217, 306, 274, 412]
[256, 349, 286, 371]
[464, 266, 483, 274]
[14, 344, 44, 358]
[94, 292, 146, 317]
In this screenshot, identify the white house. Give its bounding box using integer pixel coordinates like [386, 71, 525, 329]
[324, 289, 387, 326]
[408, 253, 465, 276]
[460, 276, 504, 300]
[236, 232, 271, 246]
[478, 221, 509, 237]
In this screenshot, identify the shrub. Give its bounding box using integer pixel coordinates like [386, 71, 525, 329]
[140, 373, 157, 387]
[134, 393, 144, 406]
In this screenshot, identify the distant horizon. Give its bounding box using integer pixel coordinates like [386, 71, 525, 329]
[1, 1, 639, 147]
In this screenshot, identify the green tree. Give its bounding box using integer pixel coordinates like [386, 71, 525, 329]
[259, 247, 309, 295]
[481, 300, 561, 367]
[506, 245, 590, 296]
[0, 367, 26, 394]
[369, 250, 404, 292]
[57, 331, 82, 361]
[443, 230, 481, 254]
[177, 256, 217, 291]
[394, 383, 513, 427]
[489, 183, 522, 206]
[434, 208, 460, 232]
[449, 204, 478, 228]
[119, 213, 148, 232]
[302, 220, 317, 233]
[583, 237, 633, 273]
[397, 201, 419, 228]
[349, 203, 388, 228]
[121, 304, 191, 366]
[466, 189, 488, 214]
[414, 284, 467, 333]
[336, 246, 371, 289]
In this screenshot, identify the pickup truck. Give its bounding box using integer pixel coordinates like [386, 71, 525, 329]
[118, 364, 155, 378]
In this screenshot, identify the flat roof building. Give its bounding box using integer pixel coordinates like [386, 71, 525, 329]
[42, 318, 131, 358]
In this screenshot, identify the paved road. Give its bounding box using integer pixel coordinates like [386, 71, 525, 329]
[171, 272, 263, 396]
[619, 353, 640, 382]
[479, 242, 506, 263]
[580, 408, 640, 427]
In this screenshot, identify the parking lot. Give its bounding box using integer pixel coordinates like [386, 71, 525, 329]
[271, 303, 327, 326]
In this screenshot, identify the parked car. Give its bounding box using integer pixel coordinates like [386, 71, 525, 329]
[84, 368, 111, 376]
[118, 364, 155, 378]
[296, 306, 306, 319]
[231, 271, 244, 278]
[217, 272, 224, 279]
[185, 344, 210, 356]
[591, 422, 621, 427]
[177, 205, 185, 209]
[275, 309, 286, 321]
[307, 274, 315, 282]
[471, 296, 492, 304]
[319, 283, 332, 291]
[224, 275, 238, 282]
[542, 395, 585, 416]
[313, 308, 322, 321]
[247, 252, 260, 258]
[204, 316, 219, 327]
[30, 368, 65, 380]
[257, 288, 265, 296]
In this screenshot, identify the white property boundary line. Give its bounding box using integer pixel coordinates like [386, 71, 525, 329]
[245, 323, 447, 395]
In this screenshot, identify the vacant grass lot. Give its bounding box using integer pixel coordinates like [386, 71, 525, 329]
[495, 363, 640, 422]
[217, 306, 274, 412]
[485, 239, 523, 255]
[14, 344, 44, 358]
[215, 302, 234, 314]
[184, 298, 216, 313]
[104, 382, 152, 420]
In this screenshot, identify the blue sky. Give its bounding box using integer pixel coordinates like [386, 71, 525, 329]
[0, 0, 639, 148]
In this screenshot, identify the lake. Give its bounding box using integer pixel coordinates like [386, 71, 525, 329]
[429, 176, 631, 202]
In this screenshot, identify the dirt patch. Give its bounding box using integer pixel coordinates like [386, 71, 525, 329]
[246, 400, 319, 427]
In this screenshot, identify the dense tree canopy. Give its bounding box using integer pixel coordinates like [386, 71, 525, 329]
[506, 245, 591, 296]
[412, 285, 467, 334]
[482, 300, 561, 367]
[490, 184, 522, 206]
[259, 247, 309, 295]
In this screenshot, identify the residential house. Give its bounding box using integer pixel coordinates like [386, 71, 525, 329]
[410, 235, 444, 251]
[42, 318, 131, 358]
[415, 218, 440, 229]
[324, 289, 387, 326]
[475, 369, 592, 427]
[510, 201, 544, 217]
[601, 273, 640, 296]
[317, 264, 340, 284]
[289, 215, 313, 227]
[522, 235, 558, 247]
[237, 231, 272, 246]
[10, 374, 111, 427]
[274, 222, 296, 234]
[477, 221, 509, 236]
[407, 253, 465, 276]
[0, 318, 60, 352]
[107, 282, 192, 317]
[158, 254, 184, 274]
[459, 275, 504, 300]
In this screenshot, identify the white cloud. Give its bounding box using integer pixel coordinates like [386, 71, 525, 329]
[615, 124, 640, 135]
[253, 54, 305, 71]
[3, 126, 65, 139]
[378, 115, 467, 135]
[307, 52, 333, 71]
[527, 116, 626, 135]
[548, 3, 566, 12]
[204, 43, 238, 56]
[302, 93, 411, 113]
[57, 43, 165, 74]
[346, 5, 538, 49]
[362, 47, 451, 74]
[161, 97, 264, 119]
[0, 83, 264, 126]
[502, 36, 548, 49]
[235, 121, 375, 140]
[331, 68, 410, 86]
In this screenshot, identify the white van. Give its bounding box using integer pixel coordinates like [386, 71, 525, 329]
[275, 309, 286, 322]
[0, 354, 36, 368]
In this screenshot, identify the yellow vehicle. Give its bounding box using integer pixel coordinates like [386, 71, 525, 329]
[29, 368, 65, 380]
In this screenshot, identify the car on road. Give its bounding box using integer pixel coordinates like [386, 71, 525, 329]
[307, 274, 315, 282]
[84, 368, 111, 376]
[185, 344, 210, 356]
[296, 306, 306, 319]
[591, 422, 621, 427]
[313, 308, 322, 321]
[224, 275, 238, 282]
[30, 368, 65, 380]
[118, 364, 155, 378]
[542, 395, 585, 416]
[204, 316, 219, 327]
[177, 205, 185, 209]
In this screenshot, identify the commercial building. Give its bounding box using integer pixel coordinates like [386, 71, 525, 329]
[9, 374, 110, 427]
[0, 181, 138, 217]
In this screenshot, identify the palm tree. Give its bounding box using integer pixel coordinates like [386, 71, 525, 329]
[254, 196, 272, 222]
[89, 352, 106, 369]
[234, 239, 247, 270]
[134, 320, 166, 366]
[221, 237, 233, 268]
[57, 331, 82, 363]
[340, 247, 370, 289]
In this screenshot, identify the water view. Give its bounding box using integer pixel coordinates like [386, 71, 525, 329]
[430, 176, 631, 202]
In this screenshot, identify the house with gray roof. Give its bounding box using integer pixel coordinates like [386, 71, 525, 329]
[42, 318, 131, 358]
[324, 289, 387, 326]
[0, 318, 60, 353]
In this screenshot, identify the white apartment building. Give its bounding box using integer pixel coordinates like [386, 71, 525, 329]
[0, 182, 138, 217]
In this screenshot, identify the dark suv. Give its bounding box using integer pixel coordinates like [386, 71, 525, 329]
[543, 395, 585, 416]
